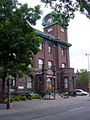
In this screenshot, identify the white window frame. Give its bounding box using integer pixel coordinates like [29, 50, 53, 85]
[11, 79, 15, 87]
[39, 43, 43, 50]
[48, 46, 52, 53]
[62, 49, 65, 56]
[27, 77, 32, 89]
[38, 59, 43, 69]
[62, 63, 66, 68]
[48, 28, 53, 32]
[61, 28, 64, 32]
[48, 61, 52, 68]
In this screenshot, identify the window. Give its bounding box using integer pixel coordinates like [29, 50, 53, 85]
[62, 63, 65, 68]
[48, 61, 52, 68]
[64, 77, 68, 89]
[11, 79, 15, 88]
[39, 43, 43, 50]
[27, 77, 32, 89]
[61, 28, 64, 32]
[62, 49, 65, 56]
[48, 28, 53, 32]
[48, 46, 52, 53]
[38, 59, 43, 69]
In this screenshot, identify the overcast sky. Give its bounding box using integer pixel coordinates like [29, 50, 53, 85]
[19, 0, 90, 72]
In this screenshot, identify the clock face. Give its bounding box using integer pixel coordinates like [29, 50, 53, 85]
[46, 17, 53, 25]
[42, 13, 53, 27]
[47, 18, 52, 24]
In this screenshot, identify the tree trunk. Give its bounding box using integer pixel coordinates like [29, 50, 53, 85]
[1, 76, 6, 99]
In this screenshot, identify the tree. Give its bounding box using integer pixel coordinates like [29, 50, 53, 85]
[41, 0, 90, 27]
[76, 69, 89, 85]
[0, 0, 42, 98]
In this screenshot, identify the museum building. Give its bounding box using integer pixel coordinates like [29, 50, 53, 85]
[0, 13, 76, 95]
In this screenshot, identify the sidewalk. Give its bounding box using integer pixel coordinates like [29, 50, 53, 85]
[0, 95, 89, 114]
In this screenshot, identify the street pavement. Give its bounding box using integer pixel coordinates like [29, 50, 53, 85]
[0, 95, 90, 114]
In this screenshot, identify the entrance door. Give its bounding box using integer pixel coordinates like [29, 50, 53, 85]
[47, 78, 52, 92]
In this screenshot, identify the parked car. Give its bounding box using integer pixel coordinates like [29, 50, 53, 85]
[75, 89, 88, 96]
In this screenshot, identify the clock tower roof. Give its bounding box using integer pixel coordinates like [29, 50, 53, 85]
[42, 13, 55, 28]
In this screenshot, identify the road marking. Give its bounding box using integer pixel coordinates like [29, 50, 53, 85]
[69, 107, 85, 112]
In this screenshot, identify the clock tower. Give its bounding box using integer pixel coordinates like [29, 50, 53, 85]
[42, 13, 68, 42]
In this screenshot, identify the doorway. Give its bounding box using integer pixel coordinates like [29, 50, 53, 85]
[47, 78, 52, 92]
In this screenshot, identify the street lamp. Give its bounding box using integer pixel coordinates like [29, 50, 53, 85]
[85, 53, 90, 96]
[53, 75, 55, 99]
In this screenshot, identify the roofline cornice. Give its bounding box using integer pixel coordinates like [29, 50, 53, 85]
[36, 29, 72, 48]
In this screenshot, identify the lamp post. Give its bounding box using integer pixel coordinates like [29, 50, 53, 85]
[85, 53, 90, 96]
[53, 75, 55, 100]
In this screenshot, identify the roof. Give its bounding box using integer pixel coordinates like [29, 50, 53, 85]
[36, 29, 72, 48]
[42, 13, 52, 26]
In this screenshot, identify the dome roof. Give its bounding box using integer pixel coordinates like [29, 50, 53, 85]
[42, 13, 52, 26]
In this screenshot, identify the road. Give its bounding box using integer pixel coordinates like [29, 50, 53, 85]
[0, 96, 90, 120]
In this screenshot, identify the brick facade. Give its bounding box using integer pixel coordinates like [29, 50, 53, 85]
[0, 13, 76, 96]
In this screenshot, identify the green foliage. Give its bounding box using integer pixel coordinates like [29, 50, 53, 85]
[13, 96, 20, 101]
[35, 91, 46, 97]
[41, 0, 90, 27]
[31, 93, 42, 99]
[20, 96, 27, 101]
[11, 96, 27, 101]
[10, 97, 15, 102]
[59, 92, 69, 98]
[10, 93, 42, 101]
[0, 0, 42, 96]
[27, 92, 33, 100]
[76, 69, 89, 85]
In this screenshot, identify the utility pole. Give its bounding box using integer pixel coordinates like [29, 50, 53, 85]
[85, 53, 90, 97]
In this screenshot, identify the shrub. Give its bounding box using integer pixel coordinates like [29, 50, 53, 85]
[36, 91, 46, 97]
[20, 96, 27, 101]
[13, 96, 20, 101]
[10, 97, 14, 102]
[59, 92, 69, 98]
[27, 92, 33, 100]
[32, 93, 42, 99]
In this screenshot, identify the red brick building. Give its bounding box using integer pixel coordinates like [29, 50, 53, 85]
[0, 13, 76, 96]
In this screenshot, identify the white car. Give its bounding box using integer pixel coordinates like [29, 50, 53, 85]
[75, 89, 88, 96]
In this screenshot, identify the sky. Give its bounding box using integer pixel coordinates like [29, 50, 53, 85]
[18, 0, 90, 72]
